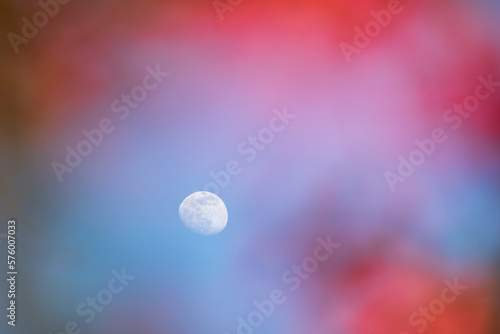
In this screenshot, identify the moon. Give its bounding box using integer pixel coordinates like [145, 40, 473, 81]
[179, 191, 228, 235]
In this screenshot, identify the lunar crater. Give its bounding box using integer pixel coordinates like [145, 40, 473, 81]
[179, 191, 228, 235]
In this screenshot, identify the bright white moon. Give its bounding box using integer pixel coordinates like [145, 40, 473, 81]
[179, 191, 228, 235]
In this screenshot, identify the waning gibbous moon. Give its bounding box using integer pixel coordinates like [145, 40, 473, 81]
[179, 191, 228, 235]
